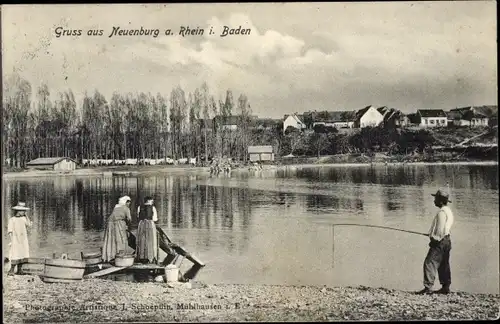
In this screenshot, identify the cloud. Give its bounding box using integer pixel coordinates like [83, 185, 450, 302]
[1, 3, 497, 118]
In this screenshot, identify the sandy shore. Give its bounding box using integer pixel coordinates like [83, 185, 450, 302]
[3, 275, 499, 322]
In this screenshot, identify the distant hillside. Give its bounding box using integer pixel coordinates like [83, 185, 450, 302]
[429, 126, 498, 147]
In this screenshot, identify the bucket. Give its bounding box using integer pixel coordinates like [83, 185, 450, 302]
[165, 264, 179, 283]
[81, 251, 103, 266]
[114, 251, 135, 267]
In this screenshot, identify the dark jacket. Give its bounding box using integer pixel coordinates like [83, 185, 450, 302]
[138, 204, 154, 221]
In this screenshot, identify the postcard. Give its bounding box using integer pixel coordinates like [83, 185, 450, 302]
[2, 2, 498, 322]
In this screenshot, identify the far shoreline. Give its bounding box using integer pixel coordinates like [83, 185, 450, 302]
[2, 159, 498, 180]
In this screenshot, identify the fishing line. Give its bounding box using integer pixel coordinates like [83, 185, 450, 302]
[331, 224, 428, 236]
[331, 223, 428, 268]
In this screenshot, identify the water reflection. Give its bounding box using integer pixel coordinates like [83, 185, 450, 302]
[2, 164, 498, 293]
[305, 194, 364, 214]
[279, 164, 499, 190]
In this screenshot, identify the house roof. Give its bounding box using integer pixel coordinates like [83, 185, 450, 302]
[27, 157, 75, 165]
[377, 106, 390, 115]
[355, 105, 376, 120]
[448, 106, 492, 120]
[248, 145, 273, 153]
[446, 110, 463, 120]
[417, 109, 447, 118]
[468, 106, 497, 118]
[377, 107, 407, 122]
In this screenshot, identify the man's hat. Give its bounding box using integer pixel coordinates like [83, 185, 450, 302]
[12, 202, 30, 211]
[431, 188, 451, 203]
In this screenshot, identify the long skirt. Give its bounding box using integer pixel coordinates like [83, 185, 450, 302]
[136, 220, 158, 263]
[102, 220, 129, 262]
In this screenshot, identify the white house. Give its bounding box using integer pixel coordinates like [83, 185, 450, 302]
[417, 109, 448, 127]
[447, 107, 490, 127]
[354, 106, 384, 128]
[283, 114, 306, 133]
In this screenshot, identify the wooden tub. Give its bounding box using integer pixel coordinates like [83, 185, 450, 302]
[42, 254, 86, 283]
[18, 258, 46, 276]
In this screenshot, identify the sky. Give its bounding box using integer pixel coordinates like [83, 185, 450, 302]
[2, 2, 497, 118]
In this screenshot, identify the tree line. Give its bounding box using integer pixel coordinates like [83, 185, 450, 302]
[2, 72, 281, 168]
[4, 72, 484, 169]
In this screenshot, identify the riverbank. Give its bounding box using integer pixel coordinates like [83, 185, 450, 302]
[1, 165, 211, 180]
[2, 158, 498, 180]
[3, 148, 499, 180]
[3, 275, 498, 322]
[277, 149, 498, 166]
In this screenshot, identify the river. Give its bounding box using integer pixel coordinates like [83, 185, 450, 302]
[2, 164, 499, 294]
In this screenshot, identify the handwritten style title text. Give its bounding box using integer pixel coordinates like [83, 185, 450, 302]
[54, 26, 251, 38]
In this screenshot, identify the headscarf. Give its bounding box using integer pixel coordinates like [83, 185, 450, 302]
[118, 195, 131, 206]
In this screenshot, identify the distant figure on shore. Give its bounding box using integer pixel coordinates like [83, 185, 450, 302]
[102, 195, 132, 262]
[136, 196, 159, 264]
[416, 188, 454, 295]
[7, 202, 32, 275]
[223, 163, 231, 175]
[209, 160, 219, 176]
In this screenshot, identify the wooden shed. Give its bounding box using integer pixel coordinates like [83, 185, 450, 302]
[26, 157, 77, 171]
[248, 145, 274, 162]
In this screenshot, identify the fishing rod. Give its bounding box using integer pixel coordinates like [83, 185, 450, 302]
[331, 223, 428, 236]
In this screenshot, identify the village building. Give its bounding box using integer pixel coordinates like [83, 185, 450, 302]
[416, 109, 448, 127]
[248, 145, 274, 162]
[377, 106, 410, 128]
[251, 118, 281, 131]
[26, 157, 77, 171]
[283, 114, 306, 133]
[213, 115, 240, 130]
[310, 111, 356, 129]
[447, 106, 490, 127]
[354, 105, 385, 128]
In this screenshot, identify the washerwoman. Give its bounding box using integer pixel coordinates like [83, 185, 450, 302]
[102, 195, 132, 262]
[136, 196, 159, 264]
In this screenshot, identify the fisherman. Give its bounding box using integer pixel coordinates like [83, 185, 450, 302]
[102, 195, 132, 262]
[417, 188, 454, 295]
[7, 202, 32, 275]
[136, 196, 159, 264]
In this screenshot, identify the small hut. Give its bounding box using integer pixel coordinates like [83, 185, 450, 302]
[248, 146, 274, 162]
[26, 157, 77, 171]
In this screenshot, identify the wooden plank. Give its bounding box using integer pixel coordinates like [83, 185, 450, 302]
[127, 227, 205, 267]
[97, 263, 165, 271]
[156, 227, 205, 267]
[83, 266, 128, 279]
